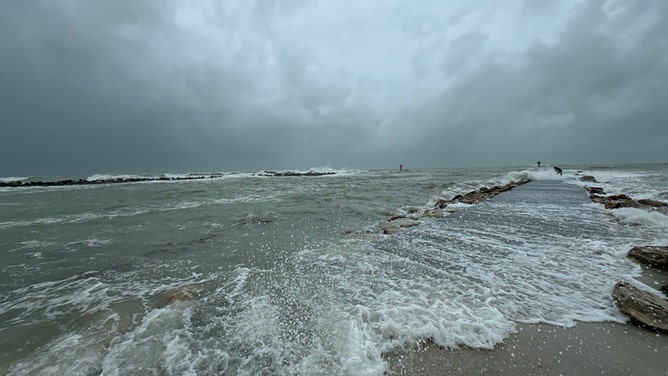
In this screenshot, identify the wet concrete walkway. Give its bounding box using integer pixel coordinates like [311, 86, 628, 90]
[447, 179, 613, 242]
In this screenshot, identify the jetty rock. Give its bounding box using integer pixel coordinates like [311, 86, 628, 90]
[158, 285, 200, 307]
[258, 170, 336, 177]
[585, 186, 605, 195]
[383, 179, 528, 234]
[382, 218, 420, 234]
[637, 199, 668, 208]
[422, 208, 444, 218]
[589, 193, 668, 211]
[612, 282, 668, 331]
[435, 179, 529, 207]
[580, 175, 598, 182]
[627, 246, 668, 270]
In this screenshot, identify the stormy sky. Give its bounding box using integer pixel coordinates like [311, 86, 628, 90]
[1, 0, 667, 175]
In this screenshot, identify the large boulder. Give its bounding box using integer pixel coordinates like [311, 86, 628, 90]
[627, 246, 668, 270]
[612, 282, 668, 331]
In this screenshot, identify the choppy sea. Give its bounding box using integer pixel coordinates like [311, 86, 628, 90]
[1, 164, 667, 375]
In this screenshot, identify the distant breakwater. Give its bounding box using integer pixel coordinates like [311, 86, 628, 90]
[0, 170, 337, 188]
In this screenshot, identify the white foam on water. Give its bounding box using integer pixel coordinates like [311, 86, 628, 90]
[256, 166, 362, 177]
[0, 195, 276, 230]
[69, 237, 113, 247]
[7, 333, 103, 376]
[0, 212, 103, 230]
[101, 305, 195, 376]
[433, 168, 536, 203]
[4, 166, 665, 375]
[609, 207, 668, 229]
[0, 176, 29, 182]
[86, 173, 147, 181]
[562, 167, 668, 242]
[566, 167, 668, 200]
[18, 239, 54, 249]
[1, 265, 211, 375]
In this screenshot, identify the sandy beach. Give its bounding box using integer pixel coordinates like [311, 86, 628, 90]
[385, 265, 668, 376]
[385, 321, 668, 375]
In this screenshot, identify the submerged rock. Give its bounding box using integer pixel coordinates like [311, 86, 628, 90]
[627, 246, 668, 270]
[637, 199, 668, 208]
[612, 282, 668, 331]
[422, 208, 444, 218]
[382, 218, 420, 234]
[580, 175, 598, 182]
[586, 186, 605, 195]
[158, 285, 200, 307]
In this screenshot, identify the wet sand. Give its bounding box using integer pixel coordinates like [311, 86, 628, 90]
[385, 265, 668, 375]
[385, 321, 668, 375]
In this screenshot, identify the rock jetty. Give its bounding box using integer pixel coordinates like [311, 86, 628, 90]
[380, 178, 530, 234]
[586, 186, 668, 212]
[434, 179, 529, 207]
[0, 175, 223, 188]
[257, 170, 337, 177]
[582, 174, 668, 331]
[0, 170, 338, 188]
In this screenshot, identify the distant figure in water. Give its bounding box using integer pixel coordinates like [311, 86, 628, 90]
[554, 166, 563, 176]
[400, 164, 403, 172]
[537, 161, 541, 168]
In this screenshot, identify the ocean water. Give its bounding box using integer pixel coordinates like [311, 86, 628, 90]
[1, 164, 667, 375]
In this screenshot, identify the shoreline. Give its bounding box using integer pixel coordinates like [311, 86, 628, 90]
[384, 264, 668, 375]
[384, 178, 668, 375]
[384, 321, 668, 376]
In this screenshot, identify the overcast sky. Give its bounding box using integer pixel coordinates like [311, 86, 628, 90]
[1, 0, 666, 175]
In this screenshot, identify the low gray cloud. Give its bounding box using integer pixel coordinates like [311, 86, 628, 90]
[1, 0, 666, 175]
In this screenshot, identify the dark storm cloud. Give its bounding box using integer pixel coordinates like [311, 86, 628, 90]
[385, 0, 668, 167]
[1, 0, 666, 175]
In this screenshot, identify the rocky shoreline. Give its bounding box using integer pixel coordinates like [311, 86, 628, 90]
[582, 179, 668, 331]
[585, 184, 668, 213]
[612, 246, 668, 331]
[381, 174, 668, 332]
